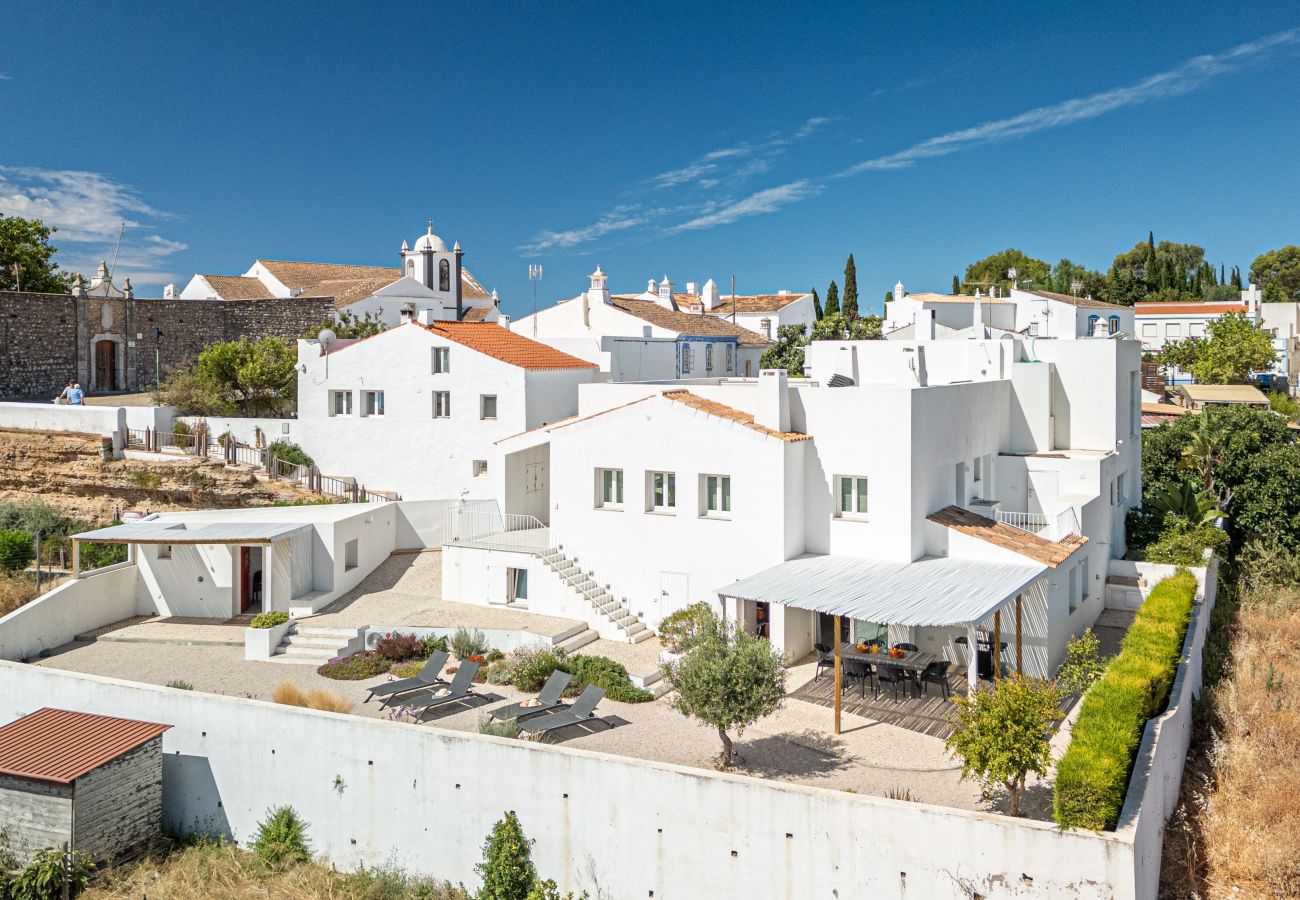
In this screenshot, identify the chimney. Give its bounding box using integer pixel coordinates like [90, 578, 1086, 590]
[895, 279, 905, 300]
[163, 283, 176, 299]
[701, 278, 720, 309]
[686, 282, 697, 296]
[1244, 282, 1261, 319]
[658, 275, 674, 308]
[417, 308, 437, 326]
[755, 369, 790, 432]
[498, 314, 511, 329]
[971, 292, 982, 338]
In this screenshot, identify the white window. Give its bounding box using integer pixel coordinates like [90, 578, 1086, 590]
[1165, 323, 1182, 338]
[701, 474, 731, 517]
[705, 345, 714, 372]
[433, 391, 451, 418]
[473, 459, 488, 477]
[157, 544, 172, 560]
[330, 390, 352, 416]
[508, 567, 528, 602]
[1141, 322, 1157, 337]
[1189, 322, 1206, 337]
[648, 471, 676, 512]
[834, 475, 869, 518]
[480, 395, 497, 420]
[432, 346, 450, 374]
[361, 390, 384, 417]
[725, 344, 734, 372]
[597, 468, 624, 508]
[681, 345, 693, 373]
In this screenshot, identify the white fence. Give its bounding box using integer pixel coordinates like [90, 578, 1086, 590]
[442, 506, 551, 554]
[997, 506, 1081, 540]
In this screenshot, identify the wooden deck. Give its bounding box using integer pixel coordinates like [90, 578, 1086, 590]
[787, 669, 969, 740]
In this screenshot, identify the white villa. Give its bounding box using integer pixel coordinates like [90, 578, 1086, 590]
[510, 268, 773, 381]
[177, 225, 502, 327]
[705, 288, 817, 339]
[442, 319, 1141, 682]
[292, 318, 598, 501]
[885, 282, 1135, 340]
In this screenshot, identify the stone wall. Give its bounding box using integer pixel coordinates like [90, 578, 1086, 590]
[0, 291, 335, 398]
[72, 738, 165, 862]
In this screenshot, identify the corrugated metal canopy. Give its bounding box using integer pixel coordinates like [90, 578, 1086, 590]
[716, 554, 1046, 627]
[72, 521, 309, 544]
[0, 708, 171, 784]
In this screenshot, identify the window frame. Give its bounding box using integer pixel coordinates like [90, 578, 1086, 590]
[596, 468, 624, 509]
[439, 259, 451, 292]
[472, 459, 488, 477]
[480, 394, 498, 420]
[833, 474, 869, 520]
[700, 474, 732, 518]
[647, 471, 677, 513]
[329, 390, 353, 417]
[361, 389, 384, 418]
[432, 391, 451, 418]
[432, 346, 450, 374]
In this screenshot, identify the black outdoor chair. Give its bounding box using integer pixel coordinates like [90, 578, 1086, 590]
[920, 660, 952, 700]
[892, 642, 919, 652]
[814, 643, 835, 680]
[874, 665, 906, 702]
[843, 659, 872, 699]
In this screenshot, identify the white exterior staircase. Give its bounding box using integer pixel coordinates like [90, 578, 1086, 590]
[272, 624, 357, 664]
[540, 546, 654, 644]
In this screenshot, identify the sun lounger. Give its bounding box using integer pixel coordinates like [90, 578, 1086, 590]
[365, 651, 449, 705]
[521, 685, 606, 741]
[490, 670, 573, 722]
[404, 661, 482, 716]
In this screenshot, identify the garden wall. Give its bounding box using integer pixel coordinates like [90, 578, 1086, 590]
[176, 415, 294, 447]
[0, 663, 1137, 899]
[0, 402, 125, 450]
[0, 564, 139, 660]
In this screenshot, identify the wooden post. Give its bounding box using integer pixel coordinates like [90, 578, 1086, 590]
[71, 539, 80, 578]
[833, 615, 842, 735]
[993, 610, 1002, 680]
[1015, 594, 1023, 675]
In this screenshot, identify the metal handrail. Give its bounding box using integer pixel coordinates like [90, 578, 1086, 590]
[443, 507, 551, 554]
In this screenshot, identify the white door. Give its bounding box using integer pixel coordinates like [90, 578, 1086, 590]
[1026, 470, 1058, 515]
[659, 571, 690, 625]
[524, 463, 547, 523]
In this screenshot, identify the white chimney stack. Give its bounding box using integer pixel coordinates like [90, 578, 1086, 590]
[895, 279, 906, 300]
[686, 282, 697, 296]
[657, 275, 675, 308]
[1244, 282, 1261, 319]
[755, 369, 790, 432]
[701, 278, 720, 309]
[971, 292, 982, 338]
[417, 308, 437, 325]
[647, 278, 657, 295]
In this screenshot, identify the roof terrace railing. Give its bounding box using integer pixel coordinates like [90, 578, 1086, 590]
[442, 506, 550, 554]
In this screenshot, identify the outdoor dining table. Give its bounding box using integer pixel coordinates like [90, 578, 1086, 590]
[840, 647, 938, 674]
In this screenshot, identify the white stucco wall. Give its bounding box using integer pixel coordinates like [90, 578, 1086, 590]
[0, 402, 125, 444]
[0, 564, 139, 660]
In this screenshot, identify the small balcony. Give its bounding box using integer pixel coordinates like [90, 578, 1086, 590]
[996, 508, 1080, 541]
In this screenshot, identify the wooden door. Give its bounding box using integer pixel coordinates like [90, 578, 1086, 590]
[239, 547, 252, 613]
[95, 340, 118, 391]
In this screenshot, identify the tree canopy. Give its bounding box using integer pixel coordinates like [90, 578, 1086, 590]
[962, 249, 1050, 295]
[759, 323, 809, 376]
[823, 280, 839, 317]
[841, 254, 859, 320]
[0, 215, 75, 293]
[158, 336, 297, 417]
[1155, 312, 1275, 384]
[1250, 245, 1300, 303]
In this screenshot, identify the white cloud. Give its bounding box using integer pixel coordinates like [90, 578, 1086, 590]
[0, 73, 10, 80]
[518, 206, 649, 254]
[843, 28, 1300, 174]
[0, 166, 185, 286]
[651, 161, 719, 189]
[794, 116, 831, 139]
[667, 180, 822, 233]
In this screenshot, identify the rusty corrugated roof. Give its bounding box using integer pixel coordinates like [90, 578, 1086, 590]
[0, 708, 171, 785]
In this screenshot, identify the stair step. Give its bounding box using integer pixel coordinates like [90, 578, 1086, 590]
[647, 679, 672, 699]
[283, 635, 346, 648]
[630, 629, 656, 644]
[296, 627, 358, 639]
[551, 623, 588, 645]
[557, 628, 599, 654]
[280, 646, 338, 659]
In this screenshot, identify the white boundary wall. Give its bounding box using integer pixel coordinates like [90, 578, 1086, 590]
[0, 564, 139, 660]
[177, 415, 294, 447]
[0, 662, 1133, 899]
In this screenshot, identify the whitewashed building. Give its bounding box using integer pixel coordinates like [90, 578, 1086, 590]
[884, 281, 1134, 340]
[178, 225, 502, 327]
[443, 328, 1141, 678]
[510, 269, 772, 381]
[705, 285, 817, 340]
[294, 319, 598, 501]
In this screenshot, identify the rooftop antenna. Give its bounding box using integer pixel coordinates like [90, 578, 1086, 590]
[528, 264, 543, 337]
[731, 274, 736, 324]
[318, 327, 337, 377]
[108, 221, 125, 281]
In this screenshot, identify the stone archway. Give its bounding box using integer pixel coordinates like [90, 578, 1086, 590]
[89, 333, 125, 392]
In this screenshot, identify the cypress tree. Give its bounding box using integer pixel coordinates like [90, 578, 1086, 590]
[952, 274, 961, 294]
[1219, 262, 1225, 285]
[811, 287, 822, 321]
[842, 254, 859, 320]
[824, 280, 840, 317]
[885, 291, 894, 305]
[476, 812, 536, 900]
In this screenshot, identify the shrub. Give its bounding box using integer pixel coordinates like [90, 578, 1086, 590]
[251, 805, 311, 867]
[0, 531, 33, 573]
[79, 539, 127, 571]
[1144, 519, 1229, 566]
[476, 812, 535, 900]
[166, 679, 194, 690]
[486, 648, 505, 663]
[511, 648, 568, 693]
[317, 651, 391, 681]
[1057, 629, 1106, 695]
[272, 682, 308, 706]
[249, 611, 290, 629]
[484, 660, 516, 685]
[374, 631, 422, 662]
[451, 627, 490, 660]
[565, 654, 652, 703]
[479, 714, 521, 739]
[659, 601, 714, 653]
[1054, 570, 1199, 830]
[268, 440, 314, 467]
[11, 846, 94, 899]
[303, 689, 353, 713]
[389, 659, 427, 679]
[0, 572, 40, 618]
[420, 633, 450, 657]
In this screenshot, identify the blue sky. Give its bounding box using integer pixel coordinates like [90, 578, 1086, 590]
[2, 1, 1297, 316]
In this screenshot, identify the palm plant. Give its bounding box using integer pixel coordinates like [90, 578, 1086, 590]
[1179, 412, 1225, 494]
[1149, 480, 1225, 526]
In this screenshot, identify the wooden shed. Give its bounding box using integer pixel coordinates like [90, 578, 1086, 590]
[0, 708, 171, 863]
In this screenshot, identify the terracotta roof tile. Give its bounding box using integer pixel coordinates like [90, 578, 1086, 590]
[608, 297, 771, 346]
[1134, 302, 1246, 315]
[460, 305, 493, 322]
[898, 292, 1012, 305]
[312, 276, 405, 308]
[661, 389, 810, 442]
[257, 259, 491, 301]
[928, 505, 1086, 567]
[706, 293, 811, 314]
[1020, 289, 1121, 310]
[0, 708, 170, 785]
[422, 322, 597, 370]
[198, 275, 278, 300]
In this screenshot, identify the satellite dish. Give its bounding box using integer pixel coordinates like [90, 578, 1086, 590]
[318, 328, 337, 351]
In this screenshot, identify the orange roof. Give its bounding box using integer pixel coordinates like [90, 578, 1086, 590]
[706, 293, 811, 314]
[1134, 302, 1247, 315]
[1141, 402, 1190, 417]
[460, 305, 493, 322]
[607, 297, 772, 346]
[422, 321, 597, 370]
[199, 274, 277, 300]
[1020, 289, 1119, 310]
[0, 708, 170, 784]
[662, 390, 810, 442]
[928, 505, 1086, 568]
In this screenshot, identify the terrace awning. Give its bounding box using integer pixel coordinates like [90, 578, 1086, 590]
[715, 554, 1046, 627]
[71, 521, 310, 545]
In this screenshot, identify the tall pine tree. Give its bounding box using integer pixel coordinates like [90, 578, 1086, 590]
[952, 274, 961, 294]
[824, 280, 840, 317]
[811, 286, 822, 320]
[842, 254, 859, 320]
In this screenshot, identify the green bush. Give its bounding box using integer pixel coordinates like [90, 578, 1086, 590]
[510, 648, 568, 693]
[1143, 519, 1229, 566]
[475, 811, 535, 900]
[1053, 570, 1199, 830]
[451, 627, 490, 660]
[79, 539, 128, 571]
[0, 531, 33, 573]
[166, 679, 194, 690]
[486, 648, 505, 663]
[251, 805, 311, 867]
[484, 660, 516, 685]
[658, 601, 714, 653]
[249, 611, 289, 629]
[268, 440, 314, 467]
[479, 714, 520, 739]
[317, 651, 391, 681]
[10, 846, 94, 899]
[510, 648, 651, 703]
[420, 633, 450, 657]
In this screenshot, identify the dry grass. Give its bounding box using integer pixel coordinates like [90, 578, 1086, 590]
[82, 839, 465, 899]
[1162, 583, 1300, 898]
[271, 682, 354, 714]
[0, 572, 41, 618]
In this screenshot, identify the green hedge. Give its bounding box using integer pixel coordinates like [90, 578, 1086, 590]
[1053, 569, 1199, 830]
